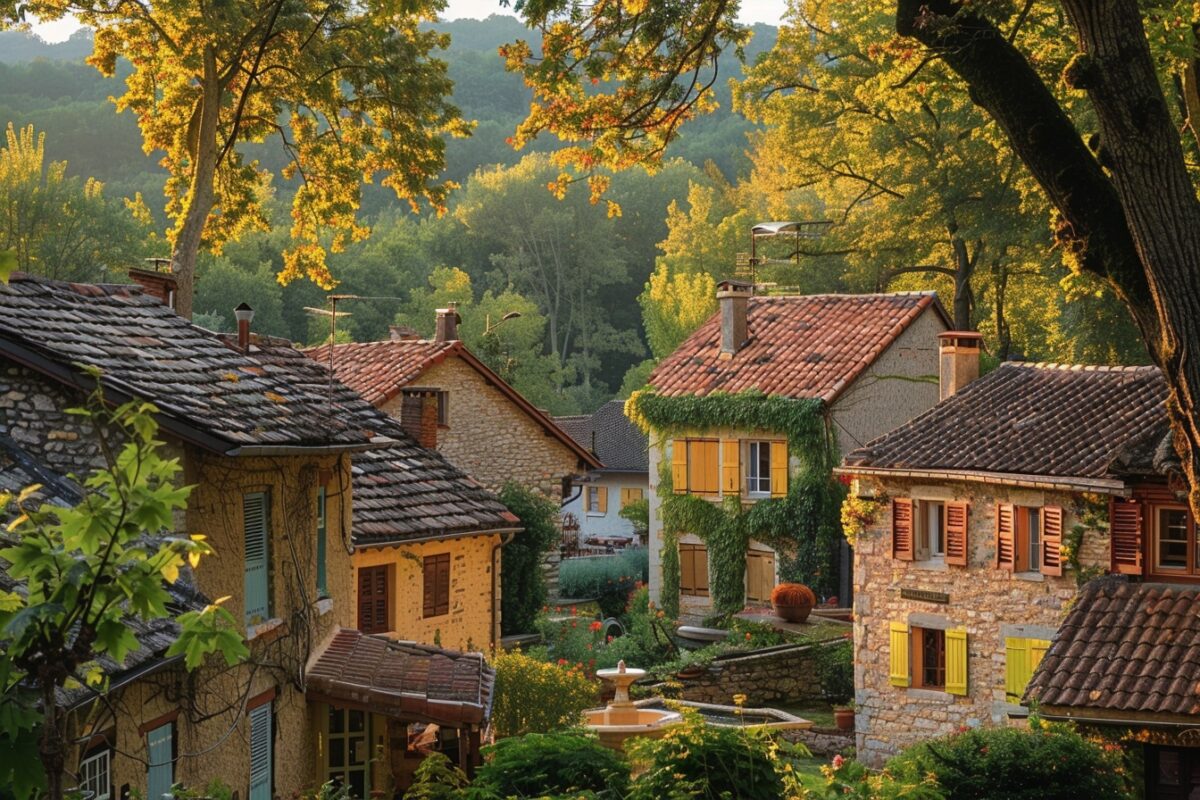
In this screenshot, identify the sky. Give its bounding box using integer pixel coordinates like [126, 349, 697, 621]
[29, 0, 788, 42]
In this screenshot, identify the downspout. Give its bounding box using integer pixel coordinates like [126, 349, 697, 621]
[490, 530, 518, 650]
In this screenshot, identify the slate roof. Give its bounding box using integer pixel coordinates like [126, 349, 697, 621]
[554, 401, 648, 473]
[1026, 577, 1200, 719]
[0, 432, 82, 506]
[0, 274, 377, 453]
[307, 628, 495, 726]
[842, 363, 1167, 482]
[306, 338, 601, 468]
[648, 292, 947, 402]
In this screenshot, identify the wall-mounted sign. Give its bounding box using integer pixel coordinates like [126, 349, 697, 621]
[901, 587, 950, 605]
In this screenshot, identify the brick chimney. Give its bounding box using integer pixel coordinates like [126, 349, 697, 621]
[399, 388, 440, 449]
[716, 279, 753, 359]
[128, 258, 179, 309]
[434, 302, 461, 343]
[938, 331, 983, 400]
[234, 303, 255, 352]
[388, 324, 421, 342]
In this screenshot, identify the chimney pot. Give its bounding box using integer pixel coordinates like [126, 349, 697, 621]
[434, 302, 461, 343]
[938, 331, 983, 400]
[716, 279, 753, 358]
[234, 303, 255, 352]
[127, 261, 179, 309]
[399, 388, 440, 449]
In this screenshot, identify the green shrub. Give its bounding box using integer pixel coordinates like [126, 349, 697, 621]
[473, 733, 629, 800]
[500, 483, 561, 635]
[558, 549, 649, 618]
[534, 587, 675, 674]
[626, 710, 808, 799]
[815, 639, 854, 706]
[491, 649, 598, 737]
[887, 721, 1131, 800]
[405, 753, 470, 800]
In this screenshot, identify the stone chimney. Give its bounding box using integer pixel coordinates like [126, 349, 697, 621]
[388, 324, 421, 342]
[234, 303, 255, 352]
[938, 331, 983, 400]
[716, 279, 753, 359]
[434, 302, 461, 343]
[128, 259, 179, 309]
[399, 388, 440, 449]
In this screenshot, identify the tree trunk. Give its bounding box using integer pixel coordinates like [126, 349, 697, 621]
[38, 683, 64, 800]
[950, 235, 974, 330]
[170, 46, 221, 319]
[992, 261, 1012, 361]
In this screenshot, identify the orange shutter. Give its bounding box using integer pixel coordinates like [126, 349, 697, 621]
[1041, 506, 1064, 576]
[598, 487, 609, 514]
[996, 503, 1016, 571]
[722, 440, 740, 496]
[945, 502, 969, 566]
[1110, 497, 1143, 575]
[672, 439, 688, 494]
[892, 498, 914, 561]
[769, 441, 788, 497]
[690, 440, 720, 495]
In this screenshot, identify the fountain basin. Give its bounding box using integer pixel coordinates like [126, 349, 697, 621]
[582, 705, 683, 750]
[639, 698, 812, 731]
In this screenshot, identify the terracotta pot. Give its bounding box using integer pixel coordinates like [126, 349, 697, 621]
[833, 706, 855, 732]
[676, 665, 706, 680]
[773, 602, 813, 623]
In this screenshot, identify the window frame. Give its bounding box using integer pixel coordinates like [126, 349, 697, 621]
[79, 745, 111, 800]
[918, 500, 946, 560]
[1153, 505, 1194, 574]
[744, 440, 772, 497]
[912, 627, 947, 691]
[586, 487, 601, 514]
[436, 390, 449, 426]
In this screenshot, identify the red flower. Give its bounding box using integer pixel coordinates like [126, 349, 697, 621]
[607, 635, 614, 643]
[571, 620, 577, 628]
[557, 658, 568, 666]
[590, 620, 603, 632]
[570, 605, 577, 615]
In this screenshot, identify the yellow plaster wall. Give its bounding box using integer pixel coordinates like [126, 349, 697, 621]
[353, 533, 502, 651]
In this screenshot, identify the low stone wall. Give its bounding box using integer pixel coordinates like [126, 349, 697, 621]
[783, 726, 855, 757]
[677, 640, 843, 706]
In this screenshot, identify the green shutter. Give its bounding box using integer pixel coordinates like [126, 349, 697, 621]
[316, 488, 328, 598]
[243, 492, 270, 627]
[146, 722, 173, 800]
[946, 628, 968, 696]
[248, 703, 272, 800]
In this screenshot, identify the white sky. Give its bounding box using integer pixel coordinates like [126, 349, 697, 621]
[29, 0, 788, 43]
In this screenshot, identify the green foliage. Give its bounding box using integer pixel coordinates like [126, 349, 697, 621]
[814, 641, 854, 706]
[812, 757, 944, 800]
[617, 498, 649, 535]
[887, 721, 1132, 800]
[498, 483, 560, 636]
[626, 709, 809, 800]
[406, 753, 472, 800]
[489, 650, 598, 738]
[640, 262, 716, 360]
[532, 587, 675, 674]
[473, 733, 629, 800]
[558, 550, 648, 618]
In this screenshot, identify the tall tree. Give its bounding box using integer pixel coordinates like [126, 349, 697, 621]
[1, 0, 469, 316]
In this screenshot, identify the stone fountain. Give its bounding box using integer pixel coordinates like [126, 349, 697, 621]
[583, 660, 682, 750]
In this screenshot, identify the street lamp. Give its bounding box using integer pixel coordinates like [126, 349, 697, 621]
[484, 310, 522, 335]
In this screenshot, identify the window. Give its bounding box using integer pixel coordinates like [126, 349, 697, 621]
[679, 543, 709, 597]
[1156, 507, 1192, 571]
[620, 487, 643, 508]
[243, 492, 270, 629]
[146, 722, 174, 800]
[357, 565, 389, 634]
[746, 441, 772, 495]
[1026, 508, 1041, 571]
[423, 553, 451, 618]
[922, 501, 946, 558]
[995, 504, 1064, 576]
[893, 499, 969, 564]
[914, 628, 946, 689]
[316, 487, 328, 598]
[888, 621, 968, 695]
[1004, 637, 1050, 703]
[79, 747, 111, 800]
[325, 707, 368, 799]
[745, 550, 776, 603]
[436, 390, 449, 426]
[586, 486, 608, 515]
[248, 703, 273, 800]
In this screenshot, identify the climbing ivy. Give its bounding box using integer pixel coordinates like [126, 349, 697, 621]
[626, 389, 846, 613]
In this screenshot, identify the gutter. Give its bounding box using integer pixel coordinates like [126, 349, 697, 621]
[66, 653, 185, 713]
[1036, 705, 1200, 729]
[834, 465, 1130, 496]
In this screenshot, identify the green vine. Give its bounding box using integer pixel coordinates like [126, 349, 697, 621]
[1064, 494, 1108, 586]
[627, 389, 846, 612]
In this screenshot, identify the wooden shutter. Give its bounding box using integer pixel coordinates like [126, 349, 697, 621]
[316, 487, 328, 598]
[770, 441, 788, 497]
[889, 621, 910, 687]
[597, 487, 608, 514]
[243, 492, 270, 627]
[1041, 506, 1064, 576]
[1029, 638, 1049, 672]
[248, 703, 272, 800]
[689, 440, 719, 495]
[945, 628, 968, 696]
[672, 439, 688, 494]
[721, 439, 741, 496]
[680, 545, 696, 595]
[745, 550, 775, 603]
[995, 503, 1016, 570]
[359, 566, 389, 633]
[146, 722, 174, 800]
[1004, 637, 1030, 701]
[945, 501, 969, 566]
[423, 554, 450, 617]
[891, 498, 914, 561]
[1110, 497, 1143, 575]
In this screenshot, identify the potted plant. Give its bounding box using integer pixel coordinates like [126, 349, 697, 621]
[816, 640, 855, 731]
[770, 582, 817, 623]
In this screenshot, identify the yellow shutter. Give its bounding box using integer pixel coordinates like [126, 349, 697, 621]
[889, 621, 910, 687]
[946, 628, 968, 696]
[597, 486, 608, 514]
[1029, 638, 1049, 671]
[690, 440, 719, 494]
[1004, 637, 1030, 701]
[722, 439, 740, 496]
[680, 545, 695, 594]
[672, 439, 688, 494]
[620, 487, 643, 508]
[770, 441, 788, 497]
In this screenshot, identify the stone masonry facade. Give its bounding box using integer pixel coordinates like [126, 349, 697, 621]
[852, 475, 1110, 766]
[0, 363, 107, 476]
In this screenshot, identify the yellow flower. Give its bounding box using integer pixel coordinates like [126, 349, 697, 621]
[732, 693, 747, 707]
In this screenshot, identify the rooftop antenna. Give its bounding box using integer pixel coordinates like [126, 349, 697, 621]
[737, 220, 834, 287]
[304, 293, 406, 414]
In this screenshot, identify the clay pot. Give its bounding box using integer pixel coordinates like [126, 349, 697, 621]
[773, 602, 813, 623]
[833, 706, 855, 732]
[675, 665, 706, 681]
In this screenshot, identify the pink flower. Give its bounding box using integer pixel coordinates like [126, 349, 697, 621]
[832, 754, 844, 769]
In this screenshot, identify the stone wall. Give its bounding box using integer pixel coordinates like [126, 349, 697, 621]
[0, 363, 106, 475]
[677, 641, 840, 706]
[852, 476, 1111, 766]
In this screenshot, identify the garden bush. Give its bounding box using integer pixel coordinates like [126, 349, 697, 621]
[490, 649, 598, 737]
[815, 640, 854, 706]
[472, 732, 629, 800]
[558, 548, 649, 618]
[535, 587, 675, 674]
[887, 720, 1131, 799]
[499, 483, 560, 635]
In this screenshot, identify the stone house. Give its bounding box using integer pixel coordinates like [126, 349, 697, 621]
[0, 274, 504, 799]
[838, 348, 1173, 767]
[556, 400, 649, 548]
[644, 281, 949, 615]
[307, 308, 602, 499]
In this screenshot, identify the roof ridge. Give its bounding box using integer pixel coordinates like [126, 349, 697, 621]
[999, 361, 1158, 373]
[748, 290, 937, 301]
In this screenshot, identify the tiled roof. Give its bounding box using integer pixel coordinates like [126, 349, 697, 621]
[0, 275, 376, 452]
[843, 363, 1166, 481]
[238, 338, 518, 545]
[306, 339, 602, 469]
[554, 401, 648, 473]
[648, 292, 946, 402]
[1026, 577, 1200, 718]
[0, 432, 82, 506]
[307, 628, 495, 726]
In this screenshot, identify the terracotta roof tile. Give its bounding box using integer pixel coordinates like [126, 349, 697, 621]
[844, 363, 1166, 479]
[305, 339, 459, 406]
[1027, 578, 1200, 717]
[648, 292, 945, 401]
